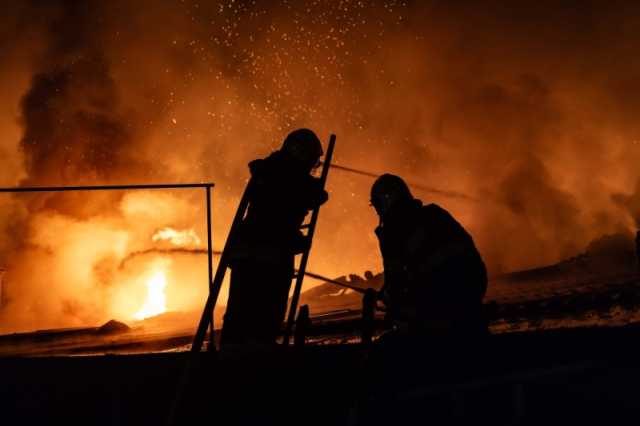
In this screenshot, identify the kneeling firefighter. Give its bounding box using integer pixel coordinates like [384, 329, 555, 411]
[370, 174, 488, 338]
[220, 128, 329, 347]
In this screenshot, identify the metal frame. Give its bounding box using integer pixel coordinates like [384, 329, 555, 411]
[0, 182, 216, 347]
[190, 178, 255, 353]
[0, 183, 214, 193]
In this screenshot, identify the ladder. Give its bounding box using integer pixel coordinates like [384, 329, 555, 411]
[282, 134, 335, 345]
[190, 134, 336, 353]
[166, 136, 335, 425]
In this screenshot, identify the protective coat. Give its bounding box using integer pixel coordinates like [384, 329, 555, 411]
[221, 150, 327, 345]
[376, 198, 487, 336]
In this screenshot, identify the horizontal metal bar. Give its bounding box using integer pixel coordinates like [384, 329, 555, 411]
[0, 183, 215, 193]
[300, 270, 369, 294]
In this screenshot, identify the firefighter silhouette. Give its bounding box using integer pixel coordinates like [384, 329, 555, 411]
[220, 129, 328, 346]
[371, 174, 488, 337]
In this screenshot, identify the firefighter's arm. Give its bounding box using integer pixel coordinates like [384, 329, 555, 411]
[305, 177, 328, 208]
[248, 159, 272, 192]
[315, 189, 329, 206]
[378, 259, 409, 308]
[291, 231, 311, 254]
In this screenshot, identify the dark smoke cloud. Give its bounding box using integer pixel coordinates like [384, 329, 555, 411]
[612, 179, 640, 228]
[21, 60, 138, 185]
[119, 247, 211, 270]
[16, 1, 162, 220]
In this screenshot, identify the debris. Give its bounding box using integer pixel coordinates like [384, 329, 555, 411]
[97, 320, 130, 335]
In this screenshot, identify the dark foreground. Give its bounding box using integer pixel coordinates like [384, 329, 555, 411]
[2, 324, 640, 425]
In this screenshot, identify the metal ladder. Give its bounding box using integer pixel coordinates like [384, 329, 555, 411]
[190, 134, 336, 353]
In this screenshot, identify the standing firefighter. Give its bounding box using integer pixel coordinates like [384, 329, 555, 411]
[220, 128, 328, 347]
[371, 174, 488, 338]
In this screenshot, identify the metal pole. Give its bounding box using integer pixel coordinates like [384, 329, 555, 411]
[301, 270, 368, 294]
[206, 186, 215, 352]
[0, 183, 214, 192]
[190, 179, 254, 353]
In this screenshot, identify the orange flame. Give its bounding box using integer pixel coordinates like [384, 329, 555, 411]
[133, 265, 169, 320]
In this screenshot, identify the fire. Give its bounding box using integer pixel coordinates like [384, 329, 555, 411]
[134, 267, 168, 320]
[130, 227, 200, 322]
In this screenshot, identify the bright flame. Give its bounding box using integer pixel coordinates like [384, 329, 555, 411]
[152, 227, 201, 246]
[134, 269, 168, 320]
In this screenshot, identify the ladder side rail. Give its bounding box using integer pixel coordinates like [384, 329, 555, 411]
[191, 178, 254, 353]
[205, 186, 214, 349]
[282, 134, 336, 344]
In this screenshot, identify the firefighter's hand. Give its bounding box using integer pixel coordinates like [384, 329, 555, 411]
[314, 189, 329, 207]
[306, 178, 328, 208]
[293, 234, 311, 254]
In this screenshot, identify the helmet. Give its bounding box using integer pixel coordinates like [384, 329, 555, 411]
[370, 174, 413, 217]
[281, 128, 323, 170]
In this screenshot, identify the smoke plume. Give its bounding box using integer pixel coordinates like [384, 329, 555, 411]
[1, 0, 640, 331]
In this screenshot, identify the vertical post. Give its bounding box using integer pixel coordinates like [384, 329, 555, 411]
[361, 288, 376, 345]
[191, 179, 254, 353]
[206, 186, 215, 352]
[294, 305, 311, 347]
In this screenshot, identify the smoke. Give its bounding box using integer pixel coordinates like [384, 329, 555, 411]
[612, 179, 640, 228]
[2, 0, 640, 331]
[119, 247, 211, 270]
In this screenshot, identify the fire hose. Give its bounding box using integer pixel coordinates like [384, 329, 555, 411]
[324, 162, 477, 202]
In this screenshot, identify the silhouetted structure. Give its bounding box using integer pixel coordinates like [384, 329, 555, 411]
[294, 304, 311, 347]
[220, 129, 328, 346]
[361, 288, 377, 344]
[370, 174, 487, 337]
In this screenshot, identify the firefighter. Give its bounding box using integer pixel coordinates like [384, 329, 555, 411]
[370, 174, 488, 338]
[220, 128, 328, 348]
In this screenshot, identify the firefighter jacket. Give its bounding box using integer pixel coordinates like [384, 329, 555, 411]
[229, 150, 328, 265]
[376, 198, 487, 335]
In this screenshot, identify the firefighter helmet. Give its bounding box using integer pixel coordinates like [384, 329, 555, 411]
[370, 174, 413, 217]
[281, 128, 323, 170]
